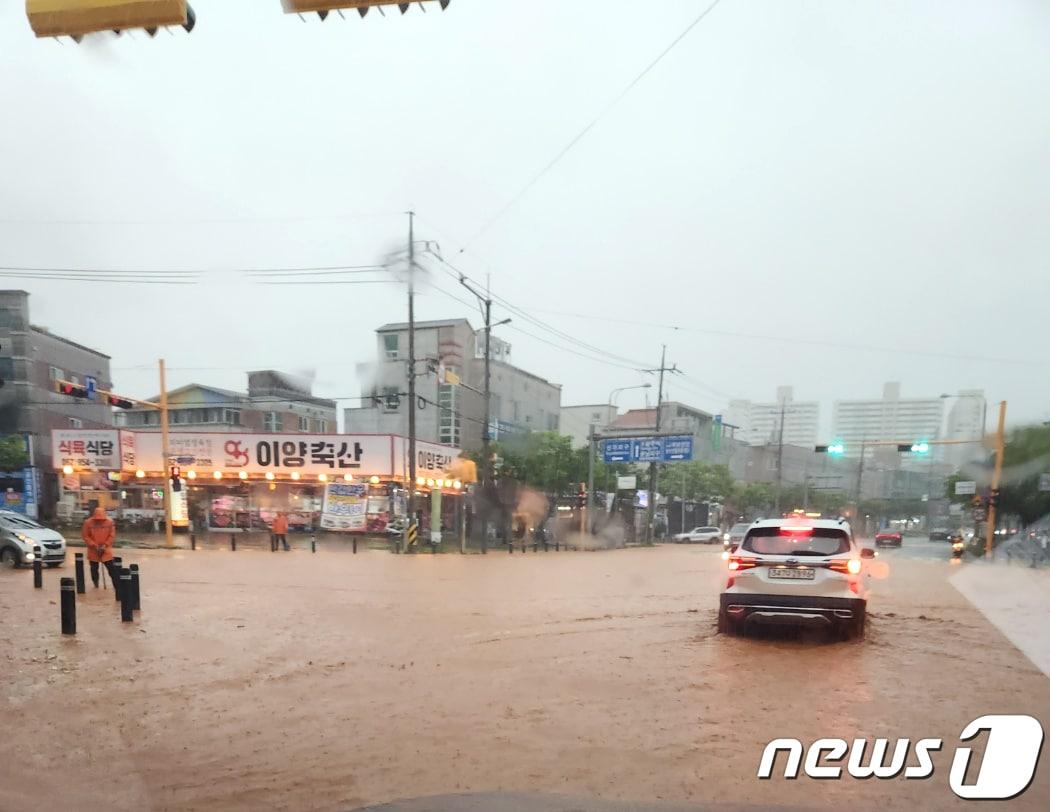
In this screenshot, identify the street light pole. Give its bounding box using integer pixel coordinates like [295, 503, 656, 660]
[405, 211, 417, 554]
[985, 400, 1007, 557]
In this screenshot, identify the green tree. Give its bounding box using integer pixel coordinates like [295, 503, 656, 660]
[998, 424, 1050, 525]
[0, 434, 29, 470]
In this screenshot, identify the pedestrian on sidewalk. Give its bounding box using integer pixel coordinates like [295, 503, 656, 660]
[272, 511, 290, 551]
[82, 506, 118, 588]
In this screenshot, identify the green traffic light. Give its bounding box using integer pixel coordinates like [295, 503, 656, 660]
[827, 443, 846, 456]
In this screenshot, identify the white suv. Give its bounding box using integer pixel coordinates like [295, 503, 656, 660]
[718, 518, 874, 639]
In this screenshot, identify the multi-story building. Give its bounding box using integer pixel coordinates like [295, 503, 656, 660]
[0, 290, 114, 517]
[832, 382, 944, 457]
[120, 370, 336, 433]
[344, 319, 560, 451]
[943, 389, 987, 469]
[560, 404, 619, 449]
[725, 386, 820, 447]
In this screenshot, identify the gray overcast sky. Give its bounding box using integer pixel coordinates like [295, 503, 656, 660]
[2, 0, 1048, 433]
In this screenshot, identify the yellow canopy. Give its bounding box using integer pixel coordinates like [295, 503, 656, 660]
[26, 0, 189, 38]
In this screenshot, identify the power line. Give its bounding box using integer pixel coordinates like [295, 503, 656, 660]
[426, 250, 654, 369]
[459, 0, 724, 252]
[0, 212, 402, 226]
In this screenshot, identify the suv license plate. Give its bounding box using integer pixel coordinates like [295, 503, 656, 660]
[768, 567, 815, 580]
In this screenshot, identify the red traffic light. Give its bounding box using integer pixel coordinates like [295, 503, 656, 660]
[107, 394, 135, 409]
[56, 381, 89, 398]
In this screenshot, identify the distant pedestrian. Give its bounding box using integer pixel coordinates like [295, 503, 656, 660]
[82, 506, 118, 588]
[272, 512, 290, 551]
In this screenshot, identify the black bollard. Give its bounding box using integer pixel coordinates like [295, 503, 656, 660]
[119, 568, 134, 622]
[482, 535, 487, 555]
[555, 539, 560, 552]
[230, 534, 236, 552]
[191, 533, 196, 551]
[532, 540, 538, 553]
[508, 541, 513, 554]
[74, 553, 86, 594]
[112, 557, 123, 602]
[129, 564, 141, 611]
[270, 533, 276, 553]
[543, 539, 549, 553]
[33, 546, 43, 588]
[521, 542, 527, 554]
[60, 577, 76, 635]
[352, 537, 357, 554]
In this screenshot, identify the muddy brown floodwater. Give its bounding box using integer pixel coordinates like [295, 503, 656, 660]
[1, 545, 1047, 811]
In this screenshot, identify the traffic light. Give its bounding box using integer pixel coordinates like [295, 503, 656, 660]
[281, 0, 451, 18]
[816, 443, 845, 456]
[988, 489, 999, 509]
[170, 465, 182, 493]
[26, 0, 196, 39]
[107, 394, 135, 409]
[898, 441, 930, 454]
[576, 482, 587, 509]
[56, 380, 90, 399]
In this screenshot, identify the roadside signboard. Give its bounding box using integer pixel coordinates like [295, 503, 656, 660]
[973, 507, 987, 523]
[601, 435, 694, 464]
[616, 475, 637, 490]
[954, 480, 977, 496]
[1040, 473, 1050, 492]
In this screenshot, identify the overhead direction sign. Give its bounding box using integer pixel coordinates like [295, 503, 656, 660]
[601, 435, 694, 464]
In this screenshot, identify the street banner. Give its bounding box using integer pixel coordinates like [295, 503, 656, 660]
[955, 480, 977, 496]
[320, 482, 368, 532]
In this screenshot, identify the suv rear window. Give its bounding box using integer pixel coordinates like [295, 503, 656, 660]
[729, 524, 750, 535]
[742, 526, 850, 556]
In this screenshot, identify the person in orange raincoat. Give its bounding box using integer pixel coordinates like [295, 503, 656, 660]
[272, 512, 290, 551]
[82, 506, 118, 588]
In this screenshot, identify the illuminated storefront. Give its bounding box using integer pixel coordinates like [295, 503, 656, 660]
[51, 429, 464, 533]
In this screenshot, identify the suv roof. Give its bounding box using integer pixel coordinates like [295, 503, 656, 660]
[749, 517, 852, 534]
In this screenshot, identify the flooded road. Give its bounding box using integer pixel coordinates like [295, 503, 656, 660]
[1, 544, 1047, 811]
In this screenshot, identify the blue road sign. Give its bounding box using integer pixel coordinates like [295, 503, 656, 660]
[85, 376, 97, 401]
[602, 439, 634, 463]
[601, 435, 695, 463]
[663, 435, 694, 461]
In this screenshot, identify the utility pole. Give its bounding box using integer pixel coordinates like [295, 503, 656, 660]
[158, 359, 173, 549]
[984, 400, 1007, 557]
[645, 345, 670, 544]
[459, 275, 510, 545]
[406, 211, 417, 553]
[854, 440, 866, 529]
[586, 423, 596, 534]
[773, 399, 787, 514]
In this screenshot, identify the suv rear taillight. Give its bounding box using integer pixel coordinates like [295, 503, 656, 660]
[827, 559, 862, 575]
[727, 556, 758, 572]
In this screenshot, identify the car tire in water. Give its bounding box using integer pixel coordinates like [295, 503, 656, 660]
[1, 547, 20, 569]
[717, 608, 740, 636]
[840, 607, 867, 641]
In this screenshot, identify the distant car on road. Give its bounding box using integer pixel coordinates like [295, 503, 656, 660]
[723, 522, 751, 552]
[875, 531, 903, 548]
[718, 517, 874, 639]
[673, 526, 721, 544]
[0, 511, 67, 569]
[929, 528, 952, 541]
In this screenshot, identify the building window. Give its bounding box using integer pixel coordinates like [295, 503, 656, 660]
[591, 412, 601, 422]
[438, 383, 460, 447]
[49, 366, 64, 382]
[383, 334, 400, 360]
[297, 415, 309, 432]
[548, 414, 559, 431]
[315, 419, 328, 433]
[512, 401, 520, 422]
[69, 417, 82, 429]
[264, 412, 282, 432]
[224, 408, 241, 426]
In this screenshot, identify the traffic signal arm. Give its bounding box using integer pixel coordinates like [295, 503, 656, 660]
[26, 0, 194, 38]
[54, 380, 156, 410]
[282, 0, 450, 15]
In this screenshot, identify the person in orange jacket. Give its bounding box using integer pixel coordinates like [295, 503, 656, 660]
[82, 506, 118, 588]
[272, 512, 290, 551]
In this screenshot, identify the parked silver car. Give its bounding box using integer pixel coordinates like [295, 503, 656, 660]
[0, 511, 67, 568]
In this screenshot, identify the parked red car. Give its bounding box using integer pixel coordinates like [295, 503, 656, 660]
[875, 531, 903, 548]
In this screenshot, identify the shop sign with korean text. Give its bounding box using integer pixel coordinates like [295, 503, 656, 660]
[52, 430, 121, 470]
